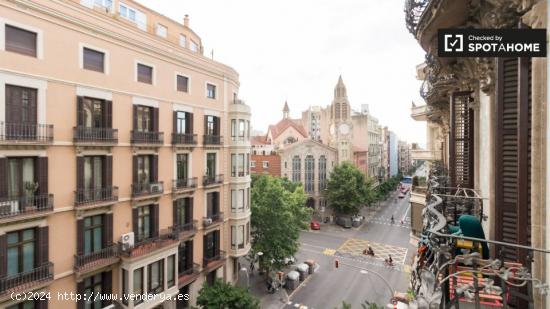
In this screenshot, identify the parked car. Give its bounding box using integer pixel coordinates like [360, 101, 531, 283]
[336, 216, 352, 228]
[310, 220, 321, 230]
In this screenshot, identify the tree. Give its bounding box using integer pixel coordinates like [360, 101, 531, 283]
[196, 279, 260, 309]
[251, 175, 311, 273]
[326, 162, 371, 215]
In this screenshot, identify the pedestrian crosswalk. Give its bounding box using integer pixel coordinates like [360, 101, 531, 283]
[286, 301, 314, 309]
[337, 239, 409, 265]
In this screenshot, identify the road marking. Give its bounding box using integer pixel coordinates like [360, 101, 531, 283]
[337, 239, 408, 265]
[401, 203, 411, 221]
[403, 265, 411, 273]
[323, 248, 336, 256]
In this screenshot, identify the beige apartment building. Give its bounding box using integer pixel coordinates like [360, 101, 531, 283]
[0, 0, 251, 308]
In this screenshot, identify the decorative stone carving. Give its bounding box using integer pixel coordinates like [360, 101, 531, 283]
[468, 0, 524, 29]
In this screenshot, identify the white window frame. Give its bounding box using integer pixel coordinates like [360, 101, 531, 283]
[189, 40, 198, 52]
[134, 60, 156, 85]
[262, 161, 269, 169]
[205, 82, 217, 99]
[79, 43, 110, 75]
[0, 18, 44, 59]
[155, 23, 167, 38]
[174, 72, 191, 94]
[179, 34, 187, 48]
[250, 161, 256, 168]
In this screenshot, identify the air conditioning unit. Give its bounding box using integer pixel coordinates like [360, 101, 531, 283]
[150, 183, 162, 193]
[203, 218, 213, 226]
[120, 232, 135, 251]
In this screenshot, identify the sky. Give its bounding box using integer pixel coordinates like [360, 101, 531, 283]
[137, 0, 427, 145]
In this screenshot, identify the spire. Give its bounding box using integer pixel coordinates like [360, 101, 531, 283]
[334, 75, 347, 98]
[283, 101, 290, 119]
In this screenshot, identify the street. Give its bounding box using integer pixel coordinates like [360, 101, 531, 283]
[283, 191, 414, 308]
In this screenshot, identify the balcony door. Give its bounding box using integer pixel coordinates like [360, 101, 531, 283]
[175, 111, 192, 134]
[137, 156, 150, 186]
[136, 106, 152, 133]
[5, 85, 37, 139]
[206, 153, 216, 178]
[84, 157, 103, 201]
[178, 240, 193, 274]
[206, 192, 219, 218]
[7, 229, 36, 276]
[7, 158, 34, 199]
[174, 197, 192, 228]
[176, 154, 188, 181]
[203, 230, 220, 260]
[82, 98, 104, 129]
[132, 204, 159, 242]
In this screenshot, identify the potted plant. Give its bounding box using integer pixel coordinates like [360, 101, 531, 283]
[23, 182, 39, 211]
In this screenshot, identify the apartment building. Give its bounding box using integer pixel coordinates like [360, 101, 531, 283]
[0, 0, 251, 308]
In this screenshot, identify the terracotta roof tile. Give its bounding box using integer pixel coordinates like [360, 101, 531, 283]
[268, 118, 308, 139]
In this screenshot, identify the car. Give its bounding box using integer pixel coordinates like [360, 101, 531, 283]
[310, 220, 321, 230]
[336, 216, 352, 228]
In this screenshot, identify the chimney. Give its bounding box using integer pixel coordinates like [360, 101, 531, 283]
[183, 14, 189, 27]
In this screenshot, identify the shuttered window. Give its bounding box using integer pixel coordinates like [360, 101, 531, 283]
[83, 48, 105, 73]
[177, 75, 189, 92]
[137, 63, 153, 84]
[5, 25, 37, 57]
[449, 91, 474, 189]
[495, 57, 532, 263]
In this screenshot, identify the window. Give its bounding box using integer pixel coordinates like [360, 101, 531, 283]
[83, 273, 103, 309]
[7, 157, 35, 198]
[133, 268, 144, 304]
[238, 120, 245, 140]
[206, 84, 216, 99]
[238, 189, 244, 211]
[83, 156, 103, 200]
[292, 156, 301, 183]
[250, 161, 256, 168]
[231, 120, 237, 140]
[204, 230, 220, 261]
[136, 205, 151, 241]
[205, 115, 217, 136]
[238, 154, 245, 176]
[246, 154, 250, 175]
[175, 197, 191, 227]
[136, 105, 152, 132]
[305, 155, 314, 193]
[137, 155, 150, 185]
[231, 154, 236, 177]
[83, 47, 105, 73]
[177, 75, 189, 93]
[179, 34, 187, 47]
[83, 215, 103, 255]
[5, 25, 37, 57]
[175, 111, 190, 134]
[206, 153, 216, 178]
[176, 153, 189, 181]
[119, 3, 146, 30]
[167, 255, 175, 288]
[93, 0, 113, 10]
[206, 192, 219, 218]
[82, 98, 105, 128]
[246, 222, 250, 244]
[6, 300, 42, 309]
[231, 190, 237, 212]
[190, 40, 198, 52]
[122, 269, 129, 305]
[262, 161, 269, 169]
[231, 226, 236, 249]
[178, 240, 193, 274]
[155, 24, 167, 38]
[148, 259, 164, 294]
[319, 156, 327, 191]
[137, 63, 153, 84]
[7, 229, 35, 276]
[238, 225, 245, 249]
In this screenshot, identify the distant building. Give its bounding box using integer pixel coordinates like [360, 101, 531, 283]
[389, 131, 398, 176]
[398, 140, 412, 174]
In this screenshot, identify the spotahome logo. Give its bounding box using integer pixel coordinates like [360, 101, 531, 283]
[438, 29, 546, 57]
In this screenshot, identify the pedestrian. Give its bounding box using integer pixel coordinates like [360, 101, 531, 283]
[250, 261, 255, 274]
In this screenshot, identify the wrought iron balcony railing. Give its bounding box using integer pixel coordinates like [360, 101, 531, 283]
[74, 245, 119, 272]
[0, 262, 54, 294]
[172, 133, 197, 145]
[75, 187, 118, 206]
[172, 177, 197, 192]
[203, 250, 226, 268]
[203, 174, 223, 186]
[118, 230, 178, 258]
[73, 126, 118, 144]
[0, 122, 53, 144]
[170, 220, 198, 238]
[203, 134, 222, 145]
[130, 130, 164, 144]
[131, 182, 164, 198]
[404, 0, 433, 36]
[0, 194, 53, 219]
[203, 212, 223, 228]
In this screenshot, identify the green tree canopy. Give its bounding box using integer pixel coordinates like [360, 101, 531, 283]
[196, 279, 260, 309]
[326, 162, 371, 215]
[251, 175, 311, 273]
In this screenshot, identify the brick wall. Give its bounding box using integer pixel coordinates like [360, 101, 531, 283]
[251, 155, 281, 177]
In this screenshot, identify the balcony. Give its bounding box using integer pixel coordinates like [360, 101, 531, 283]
[410, 104, 432, 121]
[203, 174, 224, 187]
[203, 212, 223, 228]
[118, 230, 178, 259]
[172, 133, 197, 146]
[229, 242, 251, 258]
[170, 220, 198, 240]
[203, 250, 226, 271]
[178, 263, 201, 288]
[130, 131, 164, 145]
[0, 263, 54, 297]
[74, 187, 118, 208]
[411, 149, 442, 161]
[0, 194, 53, 222]
[172, 177, 197, 194]
[404, 0, 432, 35]
[74, 245, 119, 275]
[203, 134, 223, 146]
[73, 126, 118, 145]
[131, 182, 164, 199]
[0, 122, 53, 145]
[229, 100, 251, 114]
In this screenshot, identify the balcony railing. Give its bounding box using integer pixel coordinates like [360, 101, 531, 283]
[404, 0, 432, 35]
[172, 133, 197, 145]
[74, 245, 119, 272]
[203, 134, 222, 145]
[170, 220, 198, 238]
[74, 187, 118, 206]
[203, 250, 226, 268]
[130, 131, 164, 144]
[203, 212, 223, 228]
[118, 230, 178, 258]
[0, 122, 53, 144]
[73, 126, 118, 144]
[131, 182, 164, 198]
[172, 177, 197, 192]
[203, 174, 223, 186]
[0, 262, 54, 294]
[178, 263, 201, 287]
[0, 194, 53, 219]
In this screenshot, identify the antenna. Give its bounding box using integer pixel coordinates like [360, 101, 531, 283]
[211, 49, 214, 60]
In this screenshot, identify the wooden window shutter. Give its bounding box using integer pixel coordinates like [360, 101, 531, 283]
[37, 299, 48, 309]
[173, 111, 177, 134]
[152, 155, 158, 182]
[214, 230, 220, 256]
[214, 117, 220, 135]
[102, 271, 113, 299]
[77, 280, 85, 309]
[37, 157, 48, 195]
[188, 112, 194, 134]
[152, 204, 159, 237]
[132, 207, 138, 236]
[76, 156, 84, 191]
[38, 226, 49, 264]
[173, 199, 178, 226]
[0, 234, 6, 277]
[152, 107, 159, 132]
[104, 100, 113, 128]
[203, 234, 207, 258]
[103, 213, 113, 246]
[204, 115, 208, 135]
[187, 240, 194, 269]
[132, 105, 138, 130]
[132, 156, 138, 185]
[189, 197, 194, 224]
[77, 219, 84, 255]
[0, 158, 7, 197]
[77, 96, 84, 127]
[103, 155, 113, 189]
[449, 91, 474, 189]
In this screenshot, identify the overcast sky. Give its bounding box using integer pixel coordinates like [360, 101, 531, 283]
[137, 0, 427, 145]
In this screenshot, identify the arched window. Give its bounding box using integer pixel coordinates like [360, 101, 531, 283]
[305, 155, 314, 193]
[318, 155, 327, 191]
[285, 136, 296, 144]
[292, 156, 301, 183]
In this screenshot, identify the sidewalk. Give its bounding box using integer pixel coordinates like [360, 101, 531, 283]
[243, 259, 289, 309]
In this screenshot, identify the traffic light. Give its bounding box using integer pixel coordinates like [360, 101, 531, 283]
[334, 259, 339, 269]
